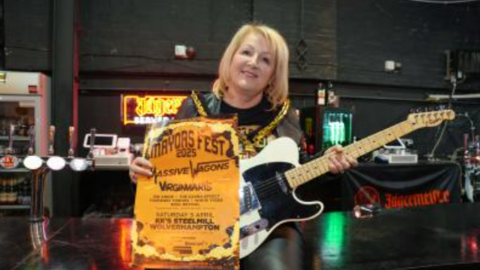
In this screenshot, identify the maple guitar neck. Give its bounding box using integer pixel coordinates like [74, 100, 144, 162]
[285, 110, 456, 189]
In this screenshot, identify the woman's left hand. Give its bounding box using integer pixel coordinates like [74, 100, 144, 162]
[324, 145, 358, 174]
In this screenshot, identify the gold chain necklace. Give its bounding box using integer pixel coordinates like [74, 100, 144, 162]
[191, 91, 290, 156]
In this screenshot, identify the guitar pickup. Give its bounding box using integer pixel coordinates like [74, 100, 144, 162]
[240, 182, 261, 215]
[240, 218, 269, 238]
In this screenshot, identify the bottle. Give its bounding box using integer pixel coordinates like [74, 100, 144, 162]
[22, 177, 31, 205]
[353, 203, 382, 219]
[317, 83, 326, 106]
[305, 118, 314, 155]
[0, 178, 5, 205]
[4, 177, 12, 205]
[12, 176, 18, 205]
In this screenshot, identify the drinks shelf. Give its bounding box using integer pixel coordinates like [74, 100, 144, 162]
[0, 136, 30, 141]
[0, 204, 29, 210]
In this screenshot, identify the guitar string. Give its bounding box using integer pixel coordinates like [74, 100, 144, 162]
[249, 128, 401, 196]
[249, 133, 396, 197]
[245, 112, 448, 200]
[249, 141, 386, 201]
[249, 154, 333, 198]
[251, 126, 394, 193]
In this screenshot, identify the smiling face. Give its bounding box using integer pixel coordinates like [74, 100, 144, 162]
[213, 24, 289, 109]
[226, 33, 275, 104]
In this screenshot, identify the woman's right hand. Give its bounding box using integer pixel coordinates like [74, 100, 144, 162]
[129, 157, 153, 184]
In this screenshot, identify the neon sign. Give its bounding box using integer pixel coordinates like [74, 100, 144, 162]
[122, 95, 188, 125]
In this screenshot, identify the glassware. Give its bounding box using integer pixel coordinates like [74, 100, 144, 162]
[353, 203, 382, 219]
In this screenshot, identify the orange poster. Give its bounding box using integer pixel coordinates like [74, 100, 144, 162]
[132, 116, 240, 269]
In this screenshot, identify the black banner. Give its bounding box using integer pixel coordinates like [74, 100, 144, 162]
[342, 162, 461, 210]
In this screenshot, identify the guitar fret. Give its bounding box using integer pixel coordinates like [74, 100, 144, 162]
[346, 145, 358, 158]
[287, 171, 299, 187]
[298, 171, 308, 185]
[379, 130, 390, 144]
[293, 174, 301, 187]
[354, 140, 368, 156]
[301, 164, 310, 180]
[312, 159, 328, 177]
[399, 123, 412, 136]
[304, 163, 315, 180]
[392, 126, 403, 138]
[344, 145, 358, 158]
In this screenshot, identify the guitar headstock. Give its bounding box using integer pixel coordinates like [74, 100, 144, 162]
[407, 109, 456, 128]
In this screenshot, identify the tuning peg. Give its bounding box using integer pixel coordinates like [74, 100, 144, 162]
[410, 108, 420, 114]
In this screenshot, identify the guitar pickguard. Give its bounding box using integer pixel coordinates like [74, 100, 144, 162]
[242, 162, 322, 231]
[239, 137, 324, 258]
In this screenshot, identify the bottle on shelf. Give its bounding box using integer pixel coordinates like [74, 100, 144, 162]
[21, 176, 32, 205]
[0, 177, 6, 205]
[4, 177, 12, 205]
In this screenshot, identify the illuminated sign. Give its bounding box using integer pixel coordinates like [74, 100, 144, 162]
[122, 95, 187, 126]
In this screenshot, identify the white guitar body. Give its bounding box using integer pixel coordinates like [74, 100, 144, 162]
[239, 137, 324, 258]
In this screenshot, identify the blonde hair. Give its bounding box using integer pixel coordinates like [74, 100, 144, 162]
[212, 23, 289, 109]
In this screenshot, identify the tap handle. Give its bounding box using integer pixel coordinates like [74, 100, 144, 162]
[48, 125, 55, 156]
[68, 126, 75, 157]
[28, 125, 35, 155]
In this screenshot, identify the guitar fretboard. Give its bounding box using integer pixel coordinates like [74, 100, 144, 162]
[285, 120, 417, 189]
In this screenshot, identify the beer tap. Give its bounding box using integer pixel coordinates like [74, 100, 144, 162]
[27, 125, 35, 156]
[27, 126, 48, 222]
[23, 126, 43, 170]
[48, 125, 54, 156]
[68, 126, 90, 171]
[67, 126, 75, 158]
[45, 126, 66, 171]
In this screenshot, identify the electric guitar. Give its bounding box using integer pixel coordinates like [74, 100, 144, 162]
[239, 109, 455, 258]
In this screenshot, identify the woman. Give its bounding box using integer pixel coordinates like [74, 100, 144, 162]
[130, 23, 357, 270]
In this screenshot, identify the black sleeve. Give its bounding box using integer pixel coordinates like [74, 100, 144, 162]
[175, 96, 198, 120]
[299, 148, 324, 164]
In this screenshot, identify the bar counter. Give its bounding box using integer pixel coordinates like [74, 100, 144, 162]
[2, 202, 480, 269]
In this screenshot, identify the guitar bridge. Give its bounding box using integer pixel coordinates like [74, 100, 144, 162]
[240, 218, 269, 238]
[240, 182, 261, 215]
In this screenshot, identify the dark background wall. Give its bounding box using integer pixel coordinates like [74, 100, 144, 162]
[337, 0, 480, 89]
[3, 0, 480, 215]
[5, 0, 480, 86]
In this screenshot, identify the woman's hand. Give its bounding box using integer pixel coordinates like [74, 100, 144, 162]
[324, 145, 358, 174]
[129, 157, 153, 184]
